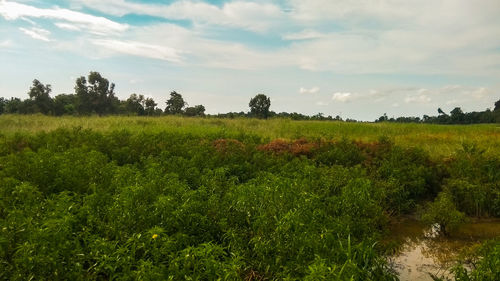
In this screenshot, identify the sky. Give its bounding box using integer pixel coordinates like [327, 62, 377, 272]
[1, 0, 499, 120]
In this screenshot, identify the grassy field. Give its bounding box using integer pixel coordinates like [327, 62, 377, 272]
[1, 114, 500, 157]
[0, 114, 498, 280]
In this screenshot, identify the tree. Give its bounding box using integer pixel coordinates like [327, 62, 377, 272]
[437, 108, 446, 115]
[53, 94, 77, 116]
[144, 97, 157, 116]
[450, 107, 465, 123]
[4, 98, 22, 114]
[184, 105, 205, 117]
[0, 97, 6, 114]
[494, 99, 500, 111]
[249, 94, 271, 119]
[165, 91, 185, 114]
[74, 72, 119, 115]
[376, 113, 388, 122]
[28, 79, 53, 114]
[124, 93, 145, 115]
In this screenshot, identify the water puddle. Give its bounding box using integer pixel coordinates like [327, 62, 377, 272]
[386, 218, 500, 281]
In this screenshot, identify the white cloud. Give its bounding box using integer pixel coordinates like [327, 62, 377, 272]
[332, 92, 352, 102]
[19, 27, 51, 41]
[446, 99, 461, 105]
[404, 91, 432, 104]
[4, 0, 497, 76]
[299, 86, 319, 94]
[470, 87, 491, 99]
[20, 16, 36, 25]
[283, 30, 325, 40]
[70, 0, 284, 33]
[275, 0, 500, 76]
[0, 39, 13, 47]
[0, 1, 128, 35]
[54, 22, 81, 31]
[316, 101, 328, 106]
[91, 39, 183, 63]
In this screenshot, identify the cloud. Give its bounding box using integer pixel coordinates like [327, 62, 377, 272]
[0, 1, 128, 35]
[332, 92, 353, 102]
[299, 86, 319, 94]
[283, 30, 325, 40]
[54, 22, 82, 31]
[470, 87, 491, 99]
[91, 39, 183, 62]
[0, 39, 13, 47]
[70, 0, 284, 33]
[408, 85, 493, 102]
[446, 99, 461, 105]
[4, 0, 498, 77]
[277, 0, 500, 76]
[404, 90, 432, 104]
[19, 27, 51, 41]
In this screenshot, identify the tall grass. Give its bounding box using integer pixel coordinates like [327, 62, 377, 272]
[1, 114, 499, 156]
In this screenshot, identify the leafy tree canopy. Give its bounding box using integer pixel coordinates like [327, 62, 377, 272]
[74, 71, 118, 115]
[249, 93, 271, 119]
[28, 79, 53, 114]
[165, 91, 186, 115]
[184, 104, 206, 117]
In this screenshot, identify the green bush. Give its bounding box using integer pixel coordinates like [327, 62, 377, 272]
[421, 192, 466, 235]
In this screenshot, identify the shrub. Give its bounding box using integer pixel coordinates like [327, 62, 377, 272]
[421, 192, 466, 235]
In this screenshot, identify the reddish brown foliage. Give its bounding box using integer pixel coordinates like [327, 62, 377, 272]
[258, 139, 289, 154]
[290, 138, 318, 156]
[258, 138, 318, 156]
[212, 138, 245, 154]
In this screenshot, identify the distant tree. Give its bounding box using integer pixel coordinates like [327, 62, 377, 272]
[184, 105, 205, 117]
[450, 107, 464, 123]
[4, 98, 22, 114]
[53, 94, 77, 116]
[0, 97, 6, 114]
[165, 91, 186, 114]
[450, 107, 463, 116]
[75, 72, 119, 115]
[438, 108, 446, 115]
[249, 94, 271, 119]
[124, 93, 145, 115]
[144, 97, 157, 116]
[311, 112, 324, 120]
[376, 113, 388, 122]
[494, 99, 500, 111]
[28, 79, 53, 114]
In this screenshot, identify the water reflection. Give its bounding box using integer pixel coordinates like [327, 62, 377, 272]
[386, 218, 500, 281]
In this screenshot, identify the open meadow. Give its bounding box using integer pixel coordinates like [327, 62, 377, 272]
[0, 115, 499, 280]
[2, 115, 500, 157]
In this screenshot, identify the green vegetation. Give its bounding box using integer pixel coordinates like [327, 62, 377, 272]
[1, 115, 500, 157]
[452, 240, 500, 281]
[0, 116, 499, 280]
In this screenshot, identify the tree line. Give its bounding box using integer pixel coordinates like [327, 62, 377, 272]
[376, 104, 500, 124]
[0, 71, 499, 124]
[0, 72, 206, 117]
